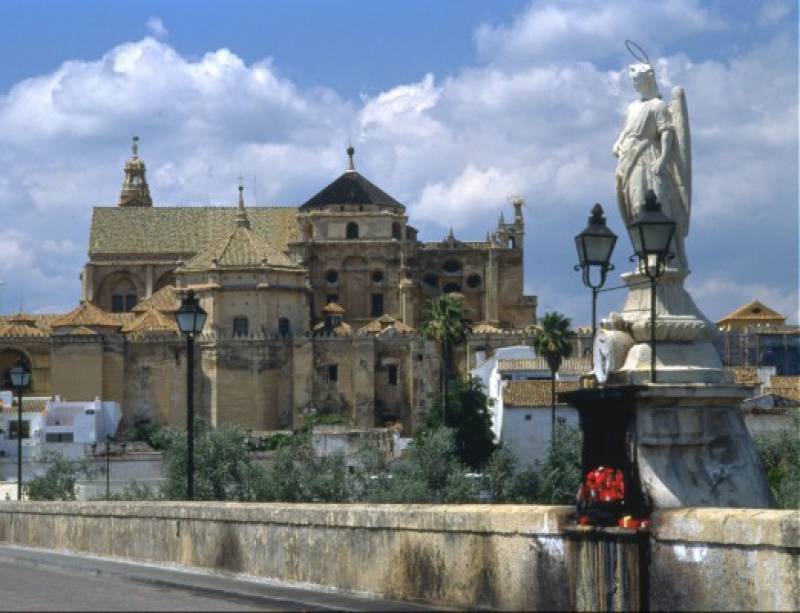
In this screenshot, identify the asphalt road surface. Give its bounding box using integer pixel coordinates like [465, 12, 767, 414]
[0, 545, 434, 611]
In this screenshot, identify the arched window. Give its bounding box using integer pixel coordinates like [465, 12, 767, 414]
[232, 316, 249, 337]
[303, 223, 313, 241]
[392, 222, 403, 240]
[278, 317, 291, 337]
[325, 270, 338, 284]
[111, 278, 138, 313]
[371, 270, 384, 284]
[346, 222, 359, 239]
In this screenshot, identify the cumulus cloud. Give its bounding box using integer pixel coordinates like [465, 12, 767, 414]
[146, 17, 168, 39]
[474, 0, 724, 64]
[0, 1, 795, 326]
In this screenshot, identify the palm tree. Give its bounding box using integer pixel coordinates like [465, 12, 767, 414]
[532, 311, 575, 446]
[421, 293, 469, 426]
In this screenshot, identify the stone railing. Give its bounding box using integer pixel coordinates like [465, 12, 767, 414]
[0, 502, 795, 611]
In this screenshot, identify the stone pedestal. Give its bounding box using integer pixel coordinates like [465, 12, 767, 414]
[581, 263, 774, 509]
[598, 268, 731, 385]
[634, 385, 774, 508]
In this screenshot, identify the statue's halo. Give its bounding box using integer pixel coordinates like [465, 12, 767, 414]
[625, 40, 650, 65]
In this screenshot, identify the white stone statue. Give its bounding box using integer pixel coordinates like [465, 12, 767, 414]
[613, 62, 691, 269]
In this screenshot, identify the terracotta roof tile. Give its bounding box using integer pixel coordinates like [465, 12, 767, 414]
[0, 312, 49, 338]
[322, 302, 346, 315]
[51, 302, 121, 328]
[122, 307, 179, 334]
[498, 357, 592, 376]
[89, 206, 299, 257]
[503, 379, 580, 408]
[359, 314, 414, 335]
[133, 285, 179, 313]
[183, 220, 298, 271]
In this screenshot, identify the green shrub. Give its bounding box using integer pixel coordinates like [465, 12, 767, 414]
[127, 420, 164, 449]
[482, 445, 539, 503]
[26, 451, 92, 501]
[754, 410, 800, 510]
[535, 420, 582, 504]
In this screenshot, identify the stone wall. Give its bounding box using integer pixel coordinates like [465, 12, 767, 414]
[0, 502, 795, 611]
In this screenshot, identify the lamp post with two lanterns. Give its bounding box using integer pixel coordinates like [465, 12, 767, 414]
[8, 359, 31, 501]
[174, 290, 207, 500]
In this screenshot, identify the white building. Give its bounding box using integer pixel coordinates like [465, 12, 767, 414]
[471, 348, 590, 446]
[0, 393, 121, 461]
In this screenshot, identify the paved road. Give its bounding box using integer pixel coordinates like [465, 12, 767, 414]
[0, 546, 434, 611]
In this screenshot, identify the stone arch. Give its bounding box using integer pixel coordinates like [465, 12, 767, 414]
[346, 222, 359, 239]
[0, 348, 32, 392]
[96, 270, 142, 312]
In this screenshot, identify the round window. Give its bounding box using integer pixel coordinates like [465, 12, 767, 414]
[325, 270, 338, 284]
[466, 274, 481, 288]
[443, 260, 462, 273]
[371, 270, 384, 283]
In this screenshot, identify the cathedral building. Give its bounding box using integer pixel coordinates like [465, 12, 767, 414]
[0, 140, 537, 434]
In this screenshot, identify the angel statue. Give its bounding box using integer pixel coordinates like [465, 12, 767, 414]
[613, 46, 691, 270]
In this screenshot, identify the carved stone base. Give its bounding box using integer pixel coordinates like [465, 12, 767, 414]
[594, 267, 731, 385]
[634, 384, 774, 509]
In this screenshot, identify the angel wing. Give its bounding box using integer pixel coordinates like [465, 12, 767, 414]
[669, 86, 692, 236]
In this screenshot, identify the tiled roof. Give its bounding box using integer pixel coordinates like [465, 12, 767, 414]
[89, 206, 299, 256]
[312, 321, 353, 336]
[51, 302, 121, 328]
[183, 219, 298, 270]
[300, 170, 404, 211]
[133, 285, 179, 313]
[728, 367, 761, 386]
[358, 314, 415, 335]
[0, 313, 49, 338]
[503, 379, 580, 408]
[498, 357, 593, 375]
[717, 300, 785, 325]
[765, 376, 800, 402]
[471, 323, 502, 334]
[122, 307, 179, 334]
[322, 302, 346, 315]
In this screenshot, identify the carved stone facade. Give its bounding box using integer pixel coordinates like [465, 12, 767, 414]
[0, 142, 537, 434]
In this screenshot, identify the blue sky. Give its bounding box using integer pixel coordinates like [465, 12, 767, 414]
[0, 0, 796, 326]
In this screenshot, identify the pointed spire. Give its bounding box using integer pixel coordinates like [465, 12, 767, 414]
[346, 144, 355, 172]
[236, 178, 250, 228]
[499, 211, 506, 225]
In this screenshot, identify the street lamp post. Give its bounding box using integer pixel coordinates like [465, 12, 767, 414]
[8, 359, 31, 501]
[574, 203, 617, 363]
[626, 190, 676, 383]
[174, 290, 207, 500]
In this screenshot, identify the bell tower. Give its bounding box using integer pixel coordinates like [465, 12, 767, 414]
[118, 136, 153, 207]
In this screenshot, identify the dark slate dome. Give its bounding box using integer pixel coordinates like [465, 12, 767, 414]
[300, 147, 404, 211]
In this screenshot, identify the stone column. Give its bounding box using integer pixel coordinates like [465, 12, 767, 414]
[145, 265, 154, 298]
[82, 264, 94, 302]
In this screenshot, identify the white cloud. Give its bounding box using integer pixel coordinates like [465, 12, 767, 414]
[146, 16, 168, 39]
[758, 0, 794, 27]
[475, 0, 723, 64]
[0, 2, 794, 325]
